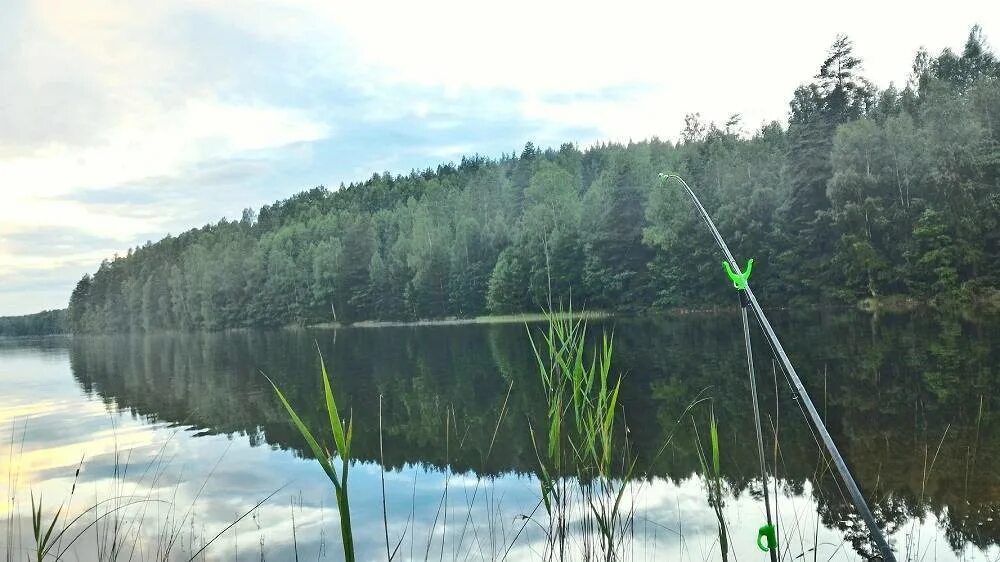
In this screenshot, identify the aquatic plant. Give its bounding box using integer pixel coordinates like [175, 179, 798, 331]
[692, 406, 729, 562]
[266, 348, 355, 562]
[527, 307, 635, 561]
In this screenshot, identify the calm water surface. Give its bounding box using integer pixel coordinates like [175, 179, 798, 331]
[1, 309, 998, 561]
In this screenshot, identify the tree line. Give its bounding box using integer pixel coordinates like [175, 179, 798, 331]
[64, 28, 1000, 333]
[0, 309, 67, 337]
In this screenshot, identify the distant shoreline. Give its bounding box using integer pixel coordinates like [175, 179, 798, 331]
[6, 294, 996, 337]
[307, 310, 613, 330]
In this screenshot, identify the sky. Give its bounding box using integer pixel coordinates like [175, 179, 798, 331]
[1, 0, 998, 316]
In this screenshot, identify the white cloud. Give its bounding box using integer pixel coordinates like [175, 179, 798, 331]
[0, 99, 327, 268]
[2, 100, 327, 197]
[229, 0, 999, 137]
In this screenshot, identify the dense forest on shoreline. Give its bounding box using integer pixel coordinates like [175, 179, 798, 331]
[59, 28, 999, 333]
[0, 309, 67, 337]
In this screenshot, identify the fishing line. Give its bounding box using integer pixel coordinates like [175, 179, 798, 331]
[660, 173, 896, 562]
[737, 285, 779, 562]
[752, 310, 853, 508]
[723, 254, 780, 557]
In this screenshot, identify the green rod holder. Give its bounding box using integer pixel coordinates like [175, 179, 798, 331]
[757, 523, 777, 552]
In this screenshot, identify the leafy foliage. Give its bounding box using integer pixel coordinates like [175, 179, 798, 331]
[62, 28, 1000, 333]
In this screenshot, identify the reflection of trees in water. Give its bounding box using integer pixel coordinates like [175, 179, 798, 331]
[69, 310, 1000, 554]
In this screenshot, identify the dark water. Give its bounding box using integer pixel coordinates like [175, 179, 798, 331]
[2, 308, 999, 560]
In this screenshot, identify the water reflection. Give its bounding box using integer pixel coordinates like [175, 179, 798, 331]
[2, 309, 999, 560]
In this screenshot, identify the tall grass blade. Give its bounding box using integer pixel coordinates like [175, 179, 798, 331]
[264, 346, 355, 562]
[263, 373, 340, 488]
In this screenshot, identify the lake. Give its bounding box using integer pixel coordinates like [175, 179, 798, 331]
[1, 308, 998, 561]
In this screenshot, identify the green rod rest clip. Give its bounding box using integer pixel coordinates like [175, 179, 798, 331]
[757, 523, 777, 552]
[722, 258, 754, 290]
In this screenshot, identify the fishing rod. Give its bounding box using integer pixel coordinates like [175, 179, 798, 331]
[660, 173, 896, 562]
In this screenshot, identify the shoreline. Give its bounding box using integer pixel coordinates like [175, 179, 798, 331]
[7, 293, 998, 337]
[307, 310, 613, 330]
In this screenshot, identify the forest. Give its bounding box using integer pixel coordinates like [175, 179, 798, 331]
[0, 309, 67, 337]
[60, 28, 1000, 333]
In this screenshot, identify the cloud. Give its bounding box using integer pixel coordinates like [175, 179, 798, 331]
[0, 2, 337, 314]
[0, 100, 328, 200]
[0, 261, 101, 316]
[1, 228, 121, 258]
[1, 0, 998, 314]
[65, 153, 300, 214]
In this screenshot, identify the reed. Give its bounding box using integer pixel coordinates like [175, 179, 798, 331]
[265, 346, 355, 562]
[692, 406, 729, 562]
[527, 307, 635, 561]
[25, 477, 155, 561]
[4, 420, 285, 562]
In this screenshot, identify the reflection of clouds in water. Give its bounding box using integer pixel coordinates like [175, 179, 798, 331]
[4, 340, 1000, 561]
[5, 435, 998, 561]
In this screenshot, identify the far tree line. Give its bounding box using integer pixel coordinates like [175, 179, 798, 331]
[0, 309, 67, 337]
[34, 28, 1000, 334]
